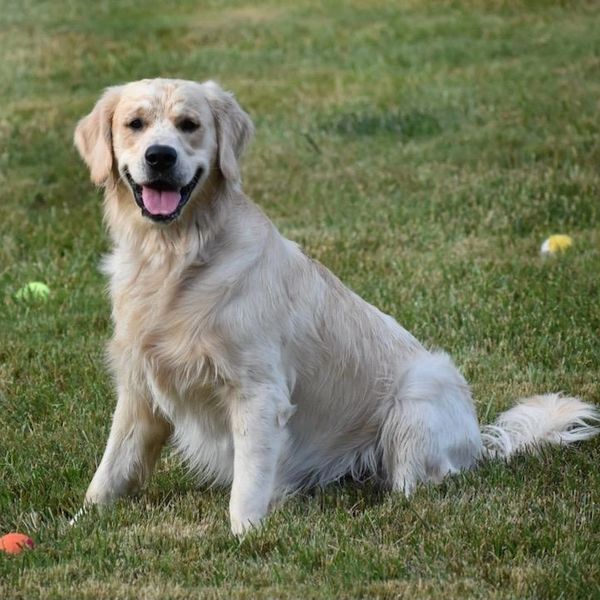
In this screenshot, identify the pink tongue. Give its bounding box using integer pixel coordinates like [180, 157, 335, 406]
[141, 187, 181, 216]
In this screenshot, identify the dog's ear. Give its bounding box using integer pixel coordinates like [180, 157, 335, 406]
[74, 86, 122, 186]
[204, 81, 254, 184]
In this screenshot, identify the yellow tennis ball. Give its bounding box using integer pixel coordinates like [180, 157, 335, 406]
[15, 281, 50, 302]
[540, 234, 573, 256]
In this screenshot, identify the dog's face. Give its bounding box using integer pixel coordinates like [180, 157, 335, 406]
[113, 80, 215, 223]
[75, 79, 253, 224]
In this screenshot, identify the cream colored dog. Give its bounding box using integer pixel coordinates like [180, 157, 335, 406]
[74, 78, 599, 535]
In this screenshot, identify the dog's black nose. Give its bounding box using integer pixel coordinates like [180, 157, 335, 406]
[145, 145, 177, 170]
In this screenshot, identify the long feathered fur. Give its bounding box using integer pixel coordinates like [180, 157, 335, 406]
[481, 393, 600, 459]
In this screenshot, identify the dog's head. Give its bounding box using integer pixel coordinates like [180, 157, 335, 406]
[75, 79, 253, 224]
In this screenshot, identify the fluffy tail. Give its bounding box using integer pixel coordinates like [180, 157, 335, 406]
[481, 393, 600, 459]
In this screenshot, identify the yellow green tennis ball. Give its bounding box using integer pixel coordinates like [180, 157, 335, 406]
[15, 281, 50, 302]
[540, 234, 573, 256]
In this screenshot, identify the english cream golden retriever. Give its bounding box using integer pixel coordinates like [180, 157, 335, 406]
[74, 78, 599, 535]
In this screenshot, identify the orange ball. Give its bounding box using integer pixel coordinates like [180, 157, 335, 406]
[0, 532, 35, 555]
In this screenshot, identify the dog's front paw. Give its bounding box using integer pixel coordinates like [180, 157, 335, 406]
[229, 510, 264, 537]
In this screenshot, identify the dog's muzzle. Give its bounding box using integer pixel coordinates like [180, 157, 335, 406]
[124, 167, 204, 223]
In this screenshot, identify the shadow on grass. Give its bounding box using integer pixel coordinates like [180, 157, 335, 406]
[319, 108, 442, 139]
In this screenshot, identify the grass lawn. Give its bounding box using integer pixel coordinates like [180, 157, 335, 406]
[1, 0, 599, 597]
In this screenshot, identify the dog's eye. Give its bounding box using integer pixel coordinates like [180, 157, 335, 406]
[127, 118, 144, 131]
[178, 118, 200, 133]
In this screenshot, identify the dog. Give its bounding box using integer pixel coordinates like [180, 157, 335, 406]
[74, 78, 599, 535]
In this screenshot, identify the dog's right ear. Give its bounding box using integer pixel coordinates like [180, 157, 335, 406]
[74, 86, 122, 186]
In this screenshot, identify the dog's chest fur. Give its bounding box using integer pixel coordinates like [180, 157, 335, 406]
[105, 244, 238, 482]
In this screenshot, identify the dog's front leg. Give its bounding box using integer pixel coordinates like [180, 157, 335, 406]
[84, 384, 171, 507]
[228, 384, 293, 536]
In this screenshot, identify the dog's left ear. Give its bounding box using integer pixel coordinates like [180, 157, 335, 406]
[74, 86, 123, 186]
[203, 81, 254, 184]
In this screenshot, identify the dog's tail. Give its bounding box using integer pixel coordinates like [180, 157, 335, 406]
[481, 393, 600, 460]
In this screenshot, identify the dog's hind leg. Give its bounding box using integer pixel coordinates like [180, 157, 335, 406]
[380, 351, 482, 495]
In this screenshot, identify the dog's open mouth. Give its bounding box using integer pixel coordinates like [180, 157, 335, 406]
[124, 168, 203, 223]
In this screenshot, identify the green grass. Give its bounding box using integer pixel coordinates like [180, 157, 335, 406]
[1, 0, 599, 597]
